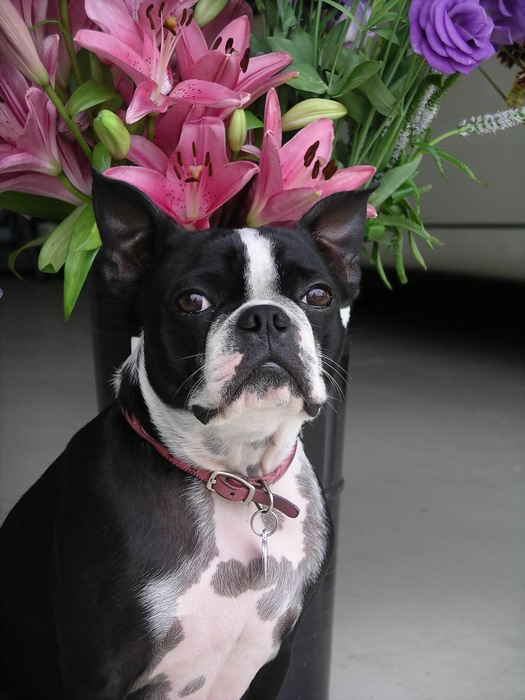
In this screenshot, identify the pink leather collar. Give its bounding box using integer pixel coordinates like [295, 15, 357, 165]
[121, 409, 300, 518]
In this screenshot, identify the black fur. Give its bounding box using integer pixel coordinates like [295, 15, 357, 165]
[0, 173, 373, 699]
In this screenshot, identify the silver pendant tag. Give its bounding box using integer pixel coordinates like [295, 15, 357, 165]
[261, 528, 269, 580]
[250, 507, 278, 583]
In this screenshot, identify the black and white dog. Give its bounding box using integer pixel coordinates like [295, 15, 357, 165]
[0, 172, 373, 700]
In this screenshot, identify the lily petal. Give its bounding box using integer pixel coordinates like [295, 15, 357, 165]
[83, 0, 143, 51]
[75, 29, 149, 86]
[247, 187, 322, 227]
[0, 172, 82, 203]
[128, 135, 169, 172]
[316, 165, 376, 197]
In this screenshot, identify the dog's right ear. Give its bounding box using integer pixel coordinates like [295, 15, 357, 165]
[91, 170, 171, 287]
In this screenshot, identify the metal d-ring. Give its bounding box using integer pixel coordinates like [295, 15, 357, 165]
[250, 507, 278, 538]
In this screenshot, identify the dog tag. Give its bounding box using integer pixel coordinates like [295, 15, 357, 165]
[250, 508, 278, 583]
[261, 528, 269, 581]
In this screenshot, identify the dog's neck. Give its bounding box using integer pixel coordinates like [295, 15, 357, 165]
[116, 339, 304, 478]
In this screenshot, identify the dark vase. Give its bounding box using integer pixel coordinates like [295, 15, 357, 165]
[90, 276, 349, 700]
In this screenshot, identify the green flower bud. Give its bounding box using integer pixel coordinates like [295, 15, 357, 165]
[93, 110, 130, 161]
[227, 109, 247, 154]
[194, 0, 229, 27]
[281, 99, 348, 131]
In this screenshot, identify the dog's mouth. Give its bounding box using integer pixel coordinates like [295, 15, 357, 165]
[191, 359, 321, 424]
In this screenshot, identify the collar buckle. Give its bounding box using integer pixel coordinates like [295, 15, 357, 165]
[207, 470, 256, 506]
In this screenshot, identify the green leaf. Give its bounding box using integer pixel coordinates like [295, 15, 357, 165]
[371, 241, 393, 290]
[408, 232, 428, 270]
[8, 235, 50, 279]
[394, 232, 407, 284]
[369, 155, 422, 208]
[267, 30, 313, 64]
[435, 148, 483, 185]
[330, 59, 381, 97]
[339, 89, 368, 123]
[92, 142, 112, 172]
[373, 28, 400, 44]
[360, 75, 397, 116]
[0, 192, 75, 220]
[374, 213, 441, 246]
[38, 204, 87, 273]
[288, 63, 328, 94]
[244, 111, 264, 130]
[366, 223, 386, 242]
[63, 204, 101, 319]
[66, 79, 118, 116]
[276, 0, 297, 30]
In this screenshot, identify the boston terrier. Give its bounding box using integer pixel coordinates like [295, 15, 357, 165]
[0, 172, 373, 700]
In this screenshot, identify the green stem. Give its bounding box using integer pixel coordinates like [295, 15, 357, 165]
[57, 172, 91, 203]
[327, 15, 351, 93]
[477, 65, 507, 101]
[358, 56, 425, 163]
[43, 83, 92, 159]
[429, 126, 469, 146]
[147, 114, 156, 141]
[59, 0, 83, 86]
[312, 0, 323, 64]
[349, 108, 375, 165]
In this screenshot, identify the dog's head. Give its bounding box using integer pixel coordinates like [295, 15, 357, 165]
[92, 172, 373, 429]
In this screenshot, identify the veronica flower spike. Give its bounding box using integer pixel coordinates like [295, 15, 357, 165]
[106, 117, 259, 230]
[75, 0, 248, 123]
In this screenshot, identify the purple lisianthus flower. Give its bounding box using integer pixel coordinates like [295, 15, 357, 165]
[480, 0, 525, 46]
[409, 0, 496, 74]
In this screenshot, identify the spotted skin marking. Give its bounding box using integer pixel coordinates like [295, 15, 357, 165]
[161, 618, 184, 653]
[179, 675, 206, 697]
[128, 673, 172, 699]
[273, 609, 300, 645]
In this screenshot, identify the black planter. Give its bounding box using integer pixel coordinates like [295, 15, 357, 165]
[90, 278, 349, 700]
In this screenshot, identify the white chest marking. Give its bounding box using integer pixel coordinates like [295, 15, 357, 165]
[136, 451, 328, 700]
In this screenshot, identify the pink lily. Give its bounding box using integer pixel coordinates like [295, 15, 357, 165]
[153, 14, 296, 152]
[0, 65, 90, 200]
[0, 87, 62, 176]
[245, 89, 376, 227]
[75, 0, 249, 123]
[175, 15, 297, 110]
[9, 0, 91, 87]
[0, 172, 85, 204]
[106, 117, 258, 230]
[200, 0, 253, 45]
[0, 0, 50, 86]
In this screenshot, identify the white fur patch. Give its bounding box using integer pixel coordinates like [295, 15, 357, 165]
[340, 305, 351, 328]
[239, 228, 280, 300]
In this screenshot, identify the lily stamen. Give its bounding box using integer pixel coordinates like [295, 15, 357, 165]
[240, 48, 250, 73]
[304, 141, 320, 167]
[322, 160, 338, 180]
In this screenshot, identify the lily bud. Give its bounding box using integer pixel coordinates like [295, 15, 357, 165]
[0, 1, 49, 86]
[227, 109, 247, 154]
[281, 99, 348, 131]
[93, 110, 130, 161]
[194, 0, 229, 27]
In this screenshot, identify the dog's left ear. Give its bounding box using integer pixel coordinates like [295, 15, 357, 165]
[299, 187, 377, 297]
[91, 170, 174, 288]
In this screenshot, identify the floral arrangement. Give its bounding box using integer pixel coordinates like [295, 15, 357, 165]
[1, 0, 524, 316]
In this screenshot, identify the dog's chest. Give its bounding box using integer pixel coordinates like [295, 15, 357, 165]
[134, 457, 327, 700]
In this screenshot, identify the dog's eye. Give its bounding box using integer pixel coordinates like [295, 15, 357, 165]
[176, 292, 211, 314]
[302, 285, 333, 308]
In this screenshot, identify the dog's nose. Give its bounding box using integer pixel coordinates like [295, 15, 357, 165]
[237, 304, 291, 334]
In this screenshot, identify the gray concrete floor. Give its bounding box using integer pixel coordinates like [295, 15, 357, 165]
[1, 271, 524, 700]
